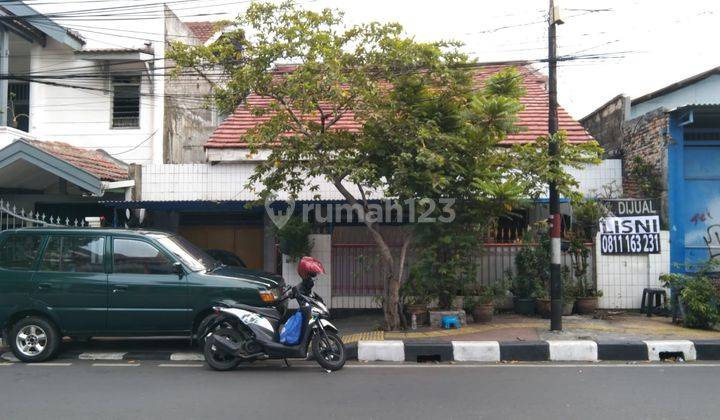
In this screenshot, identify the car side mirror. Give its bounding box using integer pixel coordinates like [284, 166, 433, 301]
[173, 262, 185, 277]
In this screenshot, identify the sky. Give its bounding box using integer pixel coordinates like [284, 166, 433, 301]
[28, 0, 720, 119]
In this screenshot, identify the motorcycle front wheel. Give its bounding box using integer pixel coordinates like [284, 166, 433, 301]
[204, 328, 242, 371]
[312, 331, 346, 371]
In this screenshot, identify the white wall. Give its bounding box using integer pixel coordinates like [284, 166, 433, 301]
[141, 160, 623, 202]
[595, 231, 670, 309]
[630, 74, 720, 119]
[27, 39, 161, 165]
[566, 159, 622, 197]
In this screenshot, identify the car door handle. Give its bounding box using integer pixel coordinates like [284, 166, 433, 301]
[37, 283, 53, 290]
[112, 285, 128, 293]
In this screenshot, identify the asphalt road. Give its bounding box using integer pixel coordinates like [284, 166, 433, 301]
[0, 360, 718, 420]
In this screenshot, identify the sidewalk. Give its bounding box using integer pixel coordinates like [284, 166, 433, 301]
[340, 312, 720, 343]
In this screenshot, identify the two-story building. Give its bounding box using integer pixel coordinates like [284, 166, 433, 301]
[0, 1, 217, 226]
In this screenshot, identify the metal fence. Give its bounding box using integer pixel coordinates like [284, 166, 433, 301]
[331, 242, 595, 308]
[0, 198, 86, 231]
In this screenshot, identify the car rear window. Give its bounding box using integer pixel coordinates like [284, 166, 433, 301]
[0, 234, 43, 271]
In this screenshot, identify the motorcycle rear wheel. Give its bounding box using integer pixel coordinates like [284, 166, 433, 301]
[312, 331, 346, 371]
[204, 328, 243, 371]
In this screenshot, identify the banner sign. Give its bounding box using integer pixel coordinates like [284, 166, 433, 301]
[599, 199, 661, 255]
[602, 199, 660, 217]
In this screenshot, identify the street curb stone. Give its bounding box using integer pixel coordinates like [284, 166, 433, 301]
[596, 341, 648, 361]
[692, 340, 720, 360]
[500, 341, 550, 362]
[4, 339, 720, 363]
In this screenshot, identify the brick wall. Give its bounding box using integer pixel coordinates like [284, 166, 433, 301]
[620, 109, 669, 218]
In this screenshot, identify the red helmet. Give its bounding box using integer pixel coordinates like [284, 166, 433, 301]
[297, 256, 325, 279]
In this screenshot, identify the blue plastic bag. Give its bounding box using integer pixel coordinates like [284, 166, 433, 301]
[280, 311, 304, 345]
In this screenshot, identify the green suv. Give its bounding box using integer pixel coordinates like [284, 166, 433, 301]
[0, 228, 284, 362]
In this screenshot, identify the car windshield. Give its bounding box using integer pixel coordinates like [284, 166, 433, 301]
[155, 235, 217, 272]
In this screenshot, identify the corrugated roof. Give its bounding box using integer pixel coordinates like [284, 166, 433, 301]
[205, 63, 593, 149]
[632, 66, 720, 106]
[26, 140, 128, 182]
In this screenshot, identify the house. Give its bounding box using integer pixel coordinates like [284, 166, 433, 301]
[103, 62, 621, 308]
[0, 2, 218, 226]
[581, 66, 720, 273]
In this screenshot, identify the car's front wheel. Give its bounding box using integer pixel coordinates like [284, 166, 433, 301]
[9, 316, 61, 363]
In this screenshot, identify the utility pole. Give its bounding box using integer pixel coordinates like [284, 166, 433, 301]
[548, 0, 564, 331]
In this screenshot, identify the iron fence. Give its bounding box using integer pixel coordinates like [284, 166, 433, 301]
[331, 242, 595, 308]
[0, 198, 87, 231]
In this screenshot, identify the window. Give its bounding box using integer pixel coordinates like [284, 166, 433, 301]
[113, 239, 174, 275]
[0, 234, 43, 270]
[112, 75, 140, 128]
[40, 236, 105, 273]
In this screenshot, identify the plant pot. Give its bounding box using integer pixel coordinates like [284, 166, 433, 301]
[473, 303, 494, 323]
[576, 297, 598, 314]
[513, 298, 536, 316]
[496, 294, 514, 311]
[535, 298, 551, 318]
[405, 304, 428, 326]
[563, 301, 575, 316]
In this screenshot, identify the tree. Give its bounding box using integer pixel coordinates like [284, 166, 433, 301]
[169, 1, 602, 330]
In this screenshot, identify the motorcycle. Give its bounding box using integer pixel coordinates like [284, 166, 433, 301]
[201, 257, 346, 372]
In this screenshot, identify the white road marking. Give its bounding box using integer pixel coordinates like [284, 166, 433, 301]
[169, 352, 204, 361]
[91, 363, 139, 367]
[0, 363, 12, 366]
[79, 352, 127, 361]
[26, 363, 72, 367]
[158, 363, 204, 368]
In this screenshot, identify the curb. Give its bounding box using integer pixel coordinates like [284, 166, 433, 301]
[2, 340, 717, 363]
[356, 339, 715, 363]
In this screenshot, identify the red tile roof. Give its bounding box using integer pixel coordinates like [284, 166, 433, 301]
[205, 63, 593, 149]
[184, 21, 219, 43]
[27, 140, 128, 181]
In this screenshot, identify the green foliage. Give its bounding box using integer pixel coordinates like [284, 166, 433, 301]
[572, 198, 608, 242]
[400, 274, 433, 306]
[410, 222, 480, 309]
[561, 266, 577, 301]
[276, 216, 312, 261]
[662, 260, 720, 329]
[509, 226, 549, 299]
[628, 156, 663, 198]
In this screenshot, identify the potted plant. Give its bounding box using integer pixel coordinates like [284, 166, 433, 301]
[534, 288, 551, 318]
[470, 285, 499, 323]
[511, 227, 550, 316]
[510, 273, 539, 315]
[400, 274, 433, 326]
[562, 266, 576, 315]
[568, 235, 601, 314]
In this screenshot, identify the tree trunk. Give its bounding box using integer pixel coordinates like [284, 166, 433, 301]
[333, 180, 402, 330]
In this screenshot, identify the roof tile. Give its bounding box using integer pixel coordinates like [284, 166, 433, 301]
[205, 63, 593, 149]
[26, 140, 128, 181]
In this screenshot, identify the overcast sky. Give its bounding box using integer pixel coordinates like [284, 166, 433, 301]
[35, 0, 720, 119]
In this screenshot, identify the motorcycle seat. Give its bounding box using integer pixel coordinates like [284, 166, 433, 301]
[229, 303, 282, 320]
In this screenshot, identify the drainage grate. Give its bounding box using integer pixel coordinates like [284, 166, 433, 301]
[417, 355, 442, 363]
[659, 351, 685, 362]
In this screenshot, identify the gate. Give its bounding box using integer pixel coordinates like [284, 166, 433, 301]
[0, 198, 87, 231]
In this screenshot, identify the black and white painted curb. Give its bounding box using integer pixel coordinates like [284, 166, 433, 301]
[356, 340, 720, 362]
[2, 340, 719, 363]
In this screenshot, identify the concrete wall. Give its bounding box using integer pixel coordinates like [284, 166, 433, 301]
[162, 6, 216, 164]
[595, 231, 670, 309]
[580, 95, 630, 158]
